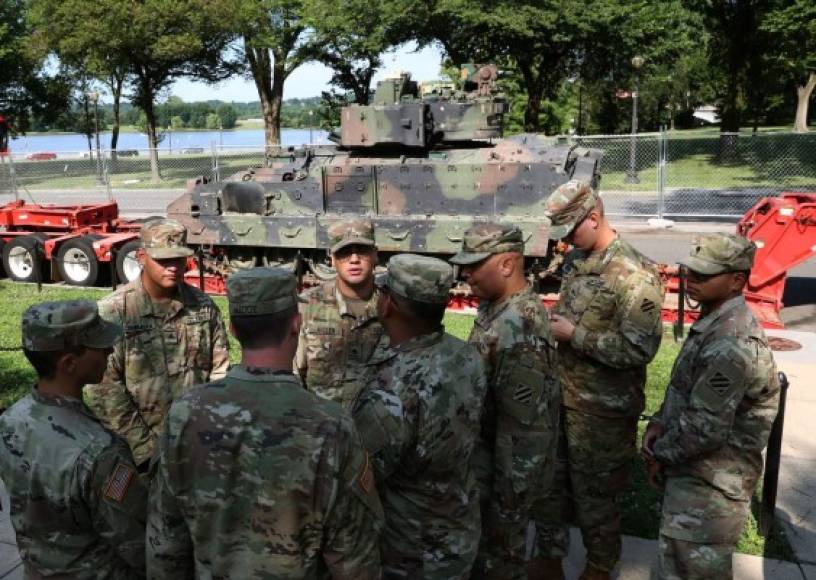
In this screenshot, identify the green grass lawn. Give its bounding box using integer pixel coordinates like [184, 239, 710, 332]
[0, 282, 795, 560]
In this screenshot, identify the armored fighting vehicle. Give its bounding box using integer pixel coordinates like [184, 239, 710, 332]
[167, 64, 603, 283]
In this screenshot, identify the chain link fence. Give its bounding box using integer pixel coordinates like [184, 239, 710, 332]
[2, 132, 816, 219]
[573, 131, 816, 219]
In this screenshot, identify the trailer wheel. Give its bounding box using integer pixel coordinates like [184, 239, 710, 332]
[56, 238, 100, 286]
[115, 240, 142, 283]
[2, 236, 46, 283]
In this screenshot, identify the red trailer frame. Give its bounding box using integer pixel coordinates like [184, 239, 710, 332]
[1, 194, 814, 329]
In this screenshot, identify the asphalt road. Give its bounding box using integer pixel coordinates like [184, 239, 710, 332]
[3, 188, 814, 330]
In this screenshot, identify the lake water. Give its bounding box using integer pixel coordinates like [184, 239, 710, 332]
[9, 128, 330, 154]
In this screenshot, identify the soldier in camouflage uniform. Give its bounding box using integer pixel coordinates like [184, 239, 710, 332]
[352, 254, 487, 579]
[147, 266, 383, 578]
[642, 234, 779, 580]
[449, 223, 560, 580]
[84, 218, 230, 468]
[531, 180, 665, 580]
[0, 300, 147, 578]
[295, 218, 385, 408]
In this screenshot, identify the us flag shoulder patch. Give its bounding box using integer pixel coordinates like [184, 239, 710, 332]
[104, 463, 136, 503]
[707, 371, 732, 397]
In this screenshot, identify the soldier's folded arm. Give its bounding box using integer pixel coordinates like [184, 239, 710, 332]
[352, 386, 408, 481]
[85, 442, 149, 575]
[653, 339, 752, 466]
[145, 433, 195, 578]
[208, 303, 230, 380]
[322, 417, 384, 580]
[293, 318, 309, 380]
[570, 273, 664, 369]
[84, 341, 156, 468]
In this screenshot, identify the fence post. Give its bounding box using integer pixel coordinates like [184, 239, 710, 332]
[103, 149, 112, 200]
[5, 151, 20, 201]
[657, 126, 667, 220]
[211, 141, 220, 182]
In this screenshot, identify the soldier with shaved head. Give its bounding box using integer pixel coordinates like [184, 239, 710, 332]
[296, 218, 385, 409]
[531, 181, 665, 580]
[643, 234, 779, 579]
[450, 223, 560, 580]
[147, 267, 384, 578]
[352, 254, 487, 579]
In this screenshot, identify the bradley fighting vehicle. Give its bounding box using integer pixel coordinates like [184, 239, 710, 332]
[167, 64, 603, 284]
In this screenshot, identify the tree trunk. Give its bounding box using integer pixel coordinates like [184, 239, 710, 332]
[794, 71, 815, 133]
[109, 74, 124, 152]
[140, 88, 161, 182]
[246, 41, 282, 148]
[517, 61, 543, 133]
[83, 97, 93, 157]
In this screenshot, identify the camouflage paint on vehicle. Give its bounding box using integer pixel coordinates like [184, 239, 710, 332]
[166, 64, 603, 280]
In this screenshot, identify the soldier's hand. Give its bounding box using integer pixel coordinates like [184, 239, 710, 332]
[645, 457, 665, 491]
[641, 422, 665, 461]
[549, 313, 576, 342]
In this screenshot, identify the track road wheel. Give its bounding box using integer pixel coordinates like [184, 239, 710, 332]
[57, 238, 100, 286]
[2, 236, 47, 283]
[115, 240, 142, 284]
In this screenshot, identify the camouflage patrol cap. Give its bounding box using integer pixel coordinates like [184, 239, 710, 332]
[680, 233, 756, 275]
[22, 300, 122, 352]
[227, 266, 305, 316]
[449, 223, 525, 265]
[544, 179, 600, 240]
[328, 219, 376, 254]
[140, 218, 194, 260]
[375, 254, 453, 304]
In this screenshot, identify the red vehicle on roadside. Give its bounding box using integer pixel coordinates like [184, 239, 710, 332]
[25, 152, 57, 161]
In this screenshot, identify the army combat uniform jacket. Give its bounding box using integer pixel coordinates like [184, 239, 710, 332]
[556, 237, 664, 417]
[147, 366, 384, 579]
[84, 277, 230, 466]
[0, 389, 147, 579]
[353, 331, 487, 579]
[469, 286, 560, 541]
[295, 280, 384, 408]
[650, 296, 779, 542]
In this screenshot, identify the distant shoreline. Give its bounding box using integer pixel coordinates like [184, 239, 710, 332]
[19, 121, 290, 137]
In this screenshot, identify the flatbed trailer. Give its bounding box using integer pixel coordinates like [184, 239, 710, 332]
[1, 194, 814, 330]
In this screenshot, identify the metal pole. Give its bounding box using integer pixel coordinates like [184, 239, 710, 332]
[6, 152, 19, 201]
[94, 99, 103, 185]
[658, 126, 666, 219]
[760, 372, 790, 537]
[625, 70, 641, 184]
[674, 264, 685, 342]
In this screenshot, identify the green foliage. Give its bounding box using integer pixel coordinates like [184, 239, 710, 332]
[0, 0, 72, 132]
[216, 104, 238, 129]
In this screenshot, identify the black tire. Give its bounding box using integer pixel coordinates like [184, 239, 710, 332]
[2, 236, 47, 283]
[56, 238, 100, 286]
[0, 239, 5, 278]
[115, 240, 143, 284]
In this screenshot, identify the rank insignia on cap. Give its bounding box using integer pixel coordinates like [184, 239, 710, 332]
[104, 463, 136, 503]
